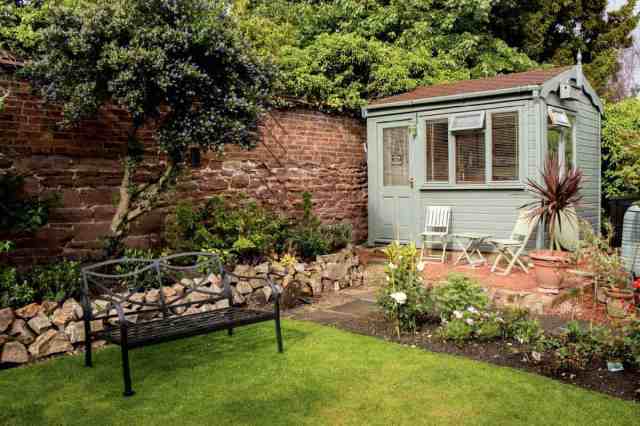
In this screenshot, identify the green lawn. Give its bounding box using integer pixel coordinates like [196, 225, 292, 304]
[0, 320, 638, 426]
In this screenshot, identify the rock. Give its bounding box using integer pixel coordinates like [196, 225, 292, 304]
[28, 312, 52, 334]
[162, 286, 177, 299]
[211, 284, 224, 294]
[15, 303, 40, 320]
[323, 262, 349, 282]
[65, 321, 104, 344]
[215, 299, 230, 310]
[207, 274, 221, 286]
[193, 277, 206, 286]
[249, 278, 265, 289]
[262, 286, 273, 302]
[0, 307, 14, 333]
[92, 299, 109, 313]
[309, 274, 322, 295]
[247, 290, 267, 306]
[231, 287, 245, 305]
[233, 264, 252, 277]
[1, 341, 29, 364]
[236, 281, 254, 295]
[9, 319, 35, 345]
[270, 263, 286, 275]
[91, 340, 107, 349]
[189, 287, 212, 304]
[129, 292, 145, 308]
[146, 289, 160, 304]
[180, 278, 195, 287]
[255, 262, 270, 274]
[41, 301, 58, 315]
[294, 263, 306, 273]
[172, 283, 185, 296]
[29, 330, 73, 358]
[280, 281, 303, 309]
[0, 334, 8, 346]
[52, 298, 82, 328]
[183, 306, 202, 316]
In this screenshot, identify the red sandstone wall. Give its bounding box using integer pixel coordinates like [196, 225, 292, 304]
[0, 76, 367, 264]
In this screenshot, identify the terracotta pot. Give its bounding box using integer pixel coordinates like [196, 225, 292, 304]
[605, 288, 634, 319]
[529, 250, 572, 290]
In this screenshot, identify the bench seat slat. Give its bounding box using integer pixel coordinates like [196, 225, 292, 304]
[96, 307, 275, 348]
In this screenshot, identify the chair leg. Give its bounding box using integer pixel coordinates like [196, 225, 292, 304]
[502, 248, 521, 276]
[491, 250, 504, 273]
[420, 237, 425, 262]
[441, 239, 448, 264]
[228, 328, 234, 336]
[120, 326, 134, 397]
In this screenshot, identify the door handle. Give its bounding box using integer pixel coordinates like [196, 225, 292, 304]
[408, 177, 415, 188]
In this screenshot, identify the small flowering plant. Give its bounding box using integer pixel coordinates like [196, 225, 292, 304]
[377, 241, 432, 335]
[439, 305, 505, 344]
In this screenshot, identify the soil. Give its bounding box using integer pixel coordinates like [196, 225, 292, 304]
[289, 297, 640, 403]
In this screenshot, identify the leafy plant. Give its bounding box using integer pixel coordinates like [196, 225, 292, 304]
[27, 259, 82, 302]
[377, 241, 431, 334]
[522, 155, 583, 251]
[432, 274, 489, 321]
[0, 172, 56, 235]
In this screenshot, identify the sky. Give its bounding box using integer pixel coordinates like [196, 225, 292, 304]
[609, 0, 640, 93]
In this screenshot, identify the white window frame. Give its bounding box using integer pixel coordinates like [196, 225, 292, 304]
[450, 111, 485, 132]
[418, 107, 525, 190]
[547, 108, 576, 176]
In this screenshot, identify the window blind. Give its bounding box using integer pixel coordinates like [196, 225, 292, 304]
[425, 120, 449, 182]
[491, 112, 519, 181]
[455, 130, 485, 183]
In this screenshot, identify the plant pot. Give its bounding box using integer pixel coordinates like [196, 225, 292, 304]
[605, 288, 634, 319]
[530, 250, 572, 290]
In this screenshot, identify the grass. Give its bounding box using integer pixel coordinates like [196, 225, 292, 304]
[0, 320, 638, 426]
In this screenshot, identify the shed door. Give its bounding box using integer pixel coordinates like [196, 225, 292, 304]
[376, 123, 415, 242]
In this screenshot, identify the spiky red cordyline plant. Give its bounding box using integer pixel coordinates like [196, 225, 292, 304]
[522, 155, 583, 251]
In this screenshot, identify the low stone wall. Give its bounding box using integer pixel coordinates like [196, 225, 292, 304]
[0, 247, 363, 366]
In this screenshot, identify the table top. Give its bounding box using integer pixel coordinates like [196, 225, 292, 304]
[452, 233, 491, 240]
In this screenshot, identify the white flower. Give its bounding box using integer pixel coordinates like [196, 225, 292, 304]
[453, 310, 463, 319]
[467, 306, 478, 314]
[466, 318, 475, 326]
[390, 291, 407, 305]
[386, 276, 390, 282]
[388, 262, 397, 270]
[416, 261, 426, 272]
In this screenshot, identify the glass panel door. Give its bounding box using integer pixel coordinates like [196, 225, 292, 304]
[383, 127, 410, 186]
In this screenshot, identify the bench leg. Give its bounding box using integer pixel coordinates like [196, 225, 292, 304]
[275, 299, 283, 353]
[120, 328, 135, 397]
[84, 320, 92, 368]
[228, 328, 233, 336]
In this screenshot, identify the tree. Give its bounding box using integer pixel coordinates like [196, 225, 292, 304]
[237, 0, 536, 112]
[490, 0, 640, 97]
[24, 0, 273, 251]
[601, 98, 640, 198]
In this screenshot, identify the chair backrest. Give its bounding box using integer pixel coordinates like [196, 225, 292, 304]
[424, 206, 451, 234]
[510, 210, 539, 244]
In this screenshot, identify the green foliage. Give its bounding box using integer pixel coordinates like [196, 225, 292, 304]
[0, 259, 82, 308]
[377, 241, 431, 333]
[432, 274, 489, 321]
[0, 172, 56, 234]
[601, 98, 640, 198]
[490, 0, 639, 97]
[114, 247, 162, 290]
[239, 0, 536, 112]
[165, 196, 291, 265]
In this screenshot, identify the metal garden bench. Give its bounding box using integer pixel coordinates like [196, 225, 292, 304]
[81, 252, 283, 397]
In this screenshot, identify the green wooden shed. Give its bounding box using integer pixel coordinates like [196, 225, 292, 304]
[362, 61, 602, 249]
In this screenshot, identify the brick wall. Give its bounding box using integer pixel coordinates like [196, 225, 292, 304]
[0, 76, 367, 264]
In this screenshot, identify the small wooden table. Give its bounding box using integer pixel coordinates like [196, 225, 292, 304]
[452, 233, 491, 267]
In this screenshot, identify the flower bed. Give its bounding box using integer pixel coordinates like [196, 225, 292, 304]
[0, 247, 363, 367]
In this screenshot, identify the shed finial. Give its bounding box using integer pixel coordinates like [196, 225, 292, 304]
[576, 49, 583, 87]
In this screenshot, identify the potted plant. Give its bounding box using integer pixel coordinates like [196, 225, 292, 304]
[523, 155, 583, 290]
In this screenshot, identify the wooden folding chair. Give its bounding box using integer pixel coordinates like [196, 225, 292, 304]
[420, 206, 451, 264]
[489, 210, 539, 276]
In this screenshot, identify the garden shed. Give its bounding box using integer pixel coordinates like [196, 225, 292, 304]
[362, 61, 602, 249]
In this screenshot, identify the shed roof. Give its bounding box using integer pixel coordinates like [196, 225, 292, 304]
[368, 66, 573, 108]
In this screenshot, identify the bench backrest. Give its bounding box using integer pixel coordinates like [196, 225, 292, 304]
[81, 252, 261, 324]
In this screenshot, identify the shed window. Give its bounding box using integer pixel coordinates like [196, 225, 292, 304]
[455, 130, 485, 183]
[382, 127, 410, 186]
[491, 112, 519, 181]
[425, 120, 449, 182]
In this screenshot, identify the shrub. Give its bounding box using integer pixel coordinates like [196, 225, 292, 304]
[377, 241, 431, 333]
[432, 274, 489, 321]
[165, 196, 291, 265]
[27, 259, 83, 302]
[323, 222, 353, 252]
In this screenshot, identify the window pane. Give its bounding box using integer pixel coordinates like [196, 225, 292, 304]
[565, 116, 575, 170]
[383, 127, 409, 186]
[425, 120, 449, 182]
[548, 127, 561, 159]
[455, 131, 485, 183]
[491, 112, 519, 181]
